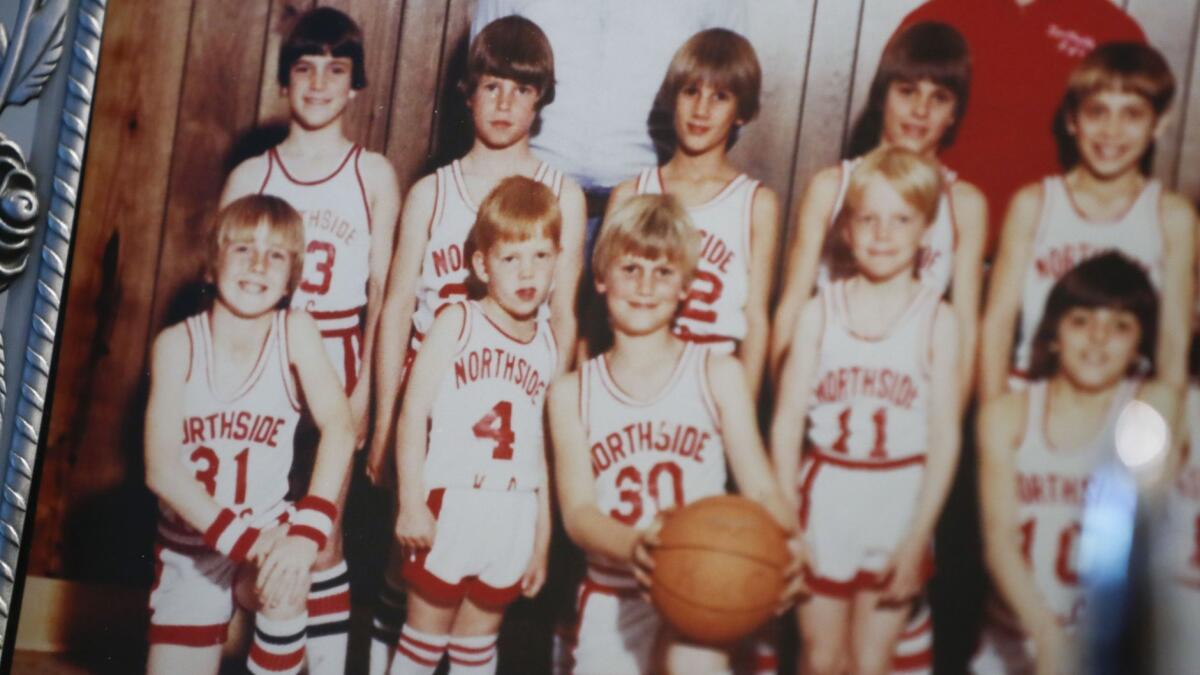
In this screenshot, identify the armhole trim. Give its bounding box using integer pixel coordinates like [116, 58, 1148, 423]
[354, 146, 373, 233]
[430, 168, 448, 238]
[183, 318, 195, 382]
[279, 310, 302, 412]
[257, 151, 275, 194]
[698, 348, 721, 432]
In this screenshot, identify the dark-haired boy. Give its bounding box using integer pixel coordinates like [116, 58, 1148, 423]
[221, 8, 401, 673]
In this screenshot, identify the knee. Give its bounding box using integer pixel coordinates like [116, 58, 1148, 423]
[850, 650, 892, 675]
[802, 644, 846, 675]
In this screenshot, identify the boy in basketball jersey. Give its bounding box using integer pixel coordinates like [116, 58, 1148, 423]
[386, 177, 560, 675]
[980, 42, 1195, 402]
[220, 9, 401, 668]
[771, 22, 986, 404]
[771, 148, 960, 675]
[548, 194, 799, 675]
[600, 29, 778, 395]
[144, 196, 354, 675]
[974, 252, 1180, 674]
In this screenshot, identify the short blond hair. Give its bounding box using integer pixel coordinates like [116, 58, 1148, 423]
[207, 195, 306, 294]
[592, 194, 700, 285]
[469, 176, 562, 255]
[826, 147, 942, 279]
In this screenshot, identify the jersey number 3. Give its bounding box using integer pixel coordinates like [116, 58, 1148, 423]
[473, 401, 515, 460]
[191, 446, 249, 504]
[300, 240, 336, 295]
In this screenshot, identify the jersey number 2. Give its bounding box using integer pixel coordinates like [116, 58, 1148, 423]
[473, 402, 514, 460]
[678, 270, 723, 324]
[191, 446, 249, 504]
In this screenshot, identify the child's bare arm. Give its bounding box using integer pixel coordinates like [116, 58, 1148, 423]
[769, 166, 840, 378]
[547, 373, 641, 563]
[603, 179, 638, 222]
[353, 153, 402, 446]
[708, 353, 795, 532]
[979, 183, 1043, 403]
[977, 392, 1065, 661]
[947, 180, 987, 409]
[393, 304, 464, 548]
[550, 180, 586, 374]
[1156, 193, 1196, 387]
[521, 485, 552, 597]
[367, 174, 437, 485]
[218, 156, 269, 208]
[739, 185, 780, 398]
[769, 297, 823, 509]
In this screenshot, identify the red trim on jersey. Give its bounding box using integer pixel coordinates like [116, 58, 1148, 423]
[227, 527, 260, 564]
[450, 160, 480, 213]
[474, 300, 539, 345]
[835, 281, 931, 343]
[674, 330, 737, 347]
[353, 146, 373, 232]
[147, 622, 229, 646]
[918, 298, 939, 380]
[270, 143, 359, 187]
[307, 589, 352, 617]
[1061, 174, 1153, 225]
[655, 168, 747, 211]
[202, 310, 275, 403]
[428, 167, 446, 238]
[184, 318, 194, 382]
[742, 180, 759, 273]
[257, 152, 274, 194]
[942, 170, 960, 251]
[598, 342, 691, 407]
[396, 643, 443, 667]
[277, 311, 302, 412]
[697, 348, 722, 432]
[249, 642, 305, 671]
[203, 509, 236, 548]
[809, 448, 927, 471]
[311, 306, 364, 321]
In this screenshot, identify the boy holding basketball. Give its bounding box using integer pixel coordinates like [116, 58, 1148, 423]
[601, 28, 778, 395]
[144, 196, 354, 675]
[220, 9, 402, 668]
[771, 147, 959, 675]
[388, 176, 561, 675]
[980, 42, 1195, 401]
[547, 194, 798, 674]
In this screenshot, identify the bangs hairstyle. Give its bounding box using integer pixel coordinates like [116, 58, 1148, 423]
[592, 194, 700, 285]
[470, 176, 562, 255]
[278, 7, 367, 90]
[826, 147, 942, 279]
[845, 21, 970, 158]
[461, 16, 556, 107]
[207, 195, 306, 295]
[1027, 251, 1158, 380]
[1056, 42, 1174, 172]
[659, 28, 762, 123]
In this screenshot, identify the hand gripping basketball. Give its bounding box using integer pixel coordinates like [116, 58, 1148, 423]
[648, 495, 792, 645]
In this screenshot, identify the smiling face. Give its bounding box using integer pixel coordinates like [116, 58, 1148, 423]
[285, 53, 356, 130]
[472, 233, 558, 320]
[597, 253, 690, 337]
[843, 174, 929, 282]
[470, 74, 540, 150]
[214, 221, 295, 318]
[1054, 306, 1142, 391]
[1068, 89, 1160, 179]
[880, 78, 958, 156]
[673, 80, 742, 155]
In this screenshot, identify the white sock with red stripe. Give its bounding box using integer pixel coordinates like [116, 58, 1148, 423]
[369, 576, 407, 675]
[305, 560, 351, 674]
[751, 621, 779, 675]
[248, 613, 306, 675]
[447, 634, 498, 675]
[389, 625, 447, 675]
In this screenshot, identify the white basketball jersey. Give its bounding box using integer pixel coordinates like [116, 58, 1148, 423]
[411, 160, 564, 348]
[635, 168, 757, 345]
[1006, 379, 1134, 626]
[258, 144, 372, 318]
[580, 343, 727, 582]
[819, 158, 956, 295]
[170, 310, 301, 522]
[807, 281, 939, 462]
[423, 301, 558, 492]
[1013, 176, 1163, 374]
[1164, 386, 1200, 588]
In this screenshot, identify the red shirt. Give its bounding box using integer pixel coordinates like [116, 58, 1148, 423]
[899, 0, 1145, 255]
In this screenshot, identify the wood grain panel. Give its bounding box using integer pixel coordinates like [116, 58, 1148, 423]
[31, 0, 194, 576]
[151, 0, 273, 335]
[323, 0, 406, 151]
[1125, 0, 1200, 187]
[728, 0, 815, 224]
[384, 0, 452, 191]
[255, 0, 315, 126]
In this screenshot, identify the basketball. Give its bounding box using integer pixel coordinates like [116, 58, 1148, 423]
[649, 495, 790, 645]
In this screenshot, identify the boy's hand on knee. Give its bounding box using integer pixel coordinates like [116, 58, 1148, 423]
[249, 525, 289, 565]
[395, 502, 436, 550]
[520, 550, 549, 598]
[878, 536, 925, 605]
[257, 535, 320, 608]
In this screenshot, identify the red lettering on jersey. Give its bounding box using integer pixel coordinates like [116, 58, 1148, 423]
[612, 466, 643, 525]
[1018, 473, 1089, 506]
[916, 246, 941, 273]
[305, 209, 356, 244]
[453, 347, 548, 406]
[590, 442, 611, 476]
[815, 367, 917, 409]
[432, 245, 464, 278]
[698, 230, 735, 273]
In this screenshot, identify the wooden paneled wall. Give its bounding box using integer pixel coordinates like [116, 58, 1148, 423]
[30, 0, 1200, 578]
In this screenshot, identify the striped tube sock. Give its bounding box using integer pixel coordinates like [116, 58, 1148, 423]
[447, 634, 498, 675]
[305, 560, 351, 674]
[369, 577, 407, 675]
[247, 613, 306, 675]
[389, 625, 447, 675]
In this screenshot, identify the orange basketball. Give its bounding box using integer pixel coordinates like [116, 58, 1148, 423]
[649, 495, 790, 646]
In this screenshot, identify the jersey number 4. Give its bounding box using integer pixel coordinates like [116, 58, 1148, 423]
[191, 446, 249, 505]
[300, 240, 336, 295]
[473, 402, 515, 460]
